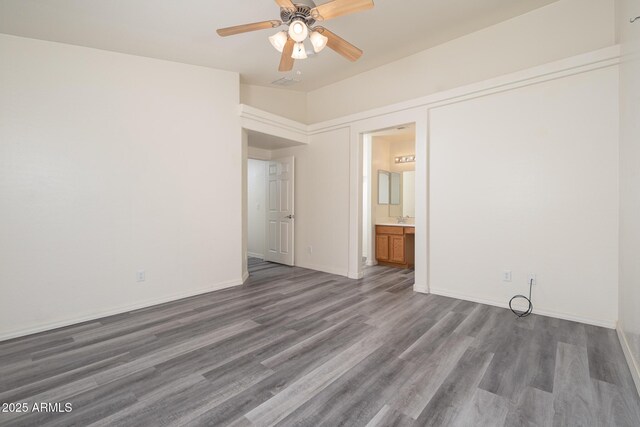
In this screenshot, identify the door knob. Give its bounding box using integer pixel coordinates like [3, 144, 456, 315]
[285, 214, 295, 219]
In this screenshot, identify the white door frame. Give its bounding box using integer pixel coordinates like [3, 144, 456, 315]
[348, 107, 429, 293]
[240, 111, 308, 281]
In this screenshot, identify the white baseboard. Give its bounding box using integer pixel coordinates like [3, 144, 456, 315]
[414, 285, 428, 294]
[0, 278, 243, 342]
[295, 261, 349, 278]
[616, 324, 640, 398]
[429, 287, 617, 329]
[247, 252, 264, 259]
[242, 271, 249, 283]
[349, 270, 365, 279]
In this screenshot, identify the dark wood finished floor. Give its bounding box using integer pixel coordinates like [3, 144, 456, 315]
[1, 259, 639, 426]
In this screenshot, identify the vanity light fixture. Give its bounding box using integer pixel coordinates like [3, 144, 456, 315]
[395, 155, 416, 164]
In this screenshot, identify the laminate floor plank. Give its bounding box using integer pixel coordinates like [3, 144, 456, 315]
[366, 405, 414, 427]
[450, 388, 510, 427]
[1, 258, 638, 427]
[413, 347, 494, 426]
[552, 342, 595, 426]
[504, 386, 555, 427]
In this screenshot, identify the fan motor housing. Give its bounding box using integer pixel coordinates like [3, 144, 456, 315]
[280, 2, 317, 26]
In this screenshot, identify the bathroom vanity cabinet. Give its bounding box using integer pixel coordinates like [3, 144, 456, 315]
[375, 225, 415, 269]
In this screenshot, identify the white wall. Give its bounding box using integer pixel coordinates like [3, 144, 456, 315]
[272, 128, 351, 276]
[616, 0, 640, 392]
[0, 34, 242, 340]
[240, 84, 308, 124]
[429, 66, 620, 327]
[371, 136, 391, 222]
[307, 0, 615, 123]
[247, 159, 267, 259]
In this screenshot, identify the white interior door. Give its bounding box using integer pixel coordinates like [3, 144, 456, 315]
[265, 156, 295, 266]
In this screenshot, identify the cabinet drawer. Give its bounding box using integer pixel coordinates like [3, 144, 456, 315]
[404, 227, 415, 235]
[375, 226, 404, 235]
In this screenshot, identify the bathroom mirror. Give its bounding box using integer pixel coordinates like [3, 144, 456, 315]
[390, 172, 401, 205]
[378, 170, 416, 217]
[378, 170, 389, 204]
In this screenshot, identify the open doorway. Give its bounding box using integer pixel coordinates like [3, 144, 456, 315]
[362, 124, 417, 269]
[243, 129, 303, 280]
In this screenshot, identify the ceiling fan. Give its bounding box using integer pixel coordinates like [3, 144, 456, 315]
[216, 0, 374, 72]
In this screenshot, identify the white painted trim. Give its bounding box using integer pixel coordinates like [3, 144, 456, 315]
[430, 287, 617, 329]
[295, 261, 349, 277]
[346, 108, 429, 289]
[240, 104, 309, 145]
[241, 46, 621, 286]
[307, 45, 621, 133]
[247, 252, 264, 259]
[617, 324, 640, 398]
[240, 104, 308, 133]
[237, 46, 623, 326]
[0, 278, 244, 342]
[242, 271, 250, 283]
[241, 47, 620, 139]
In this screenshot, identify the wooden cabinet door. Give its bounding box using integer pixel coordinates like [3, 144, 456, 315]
[390, 235, 406, 263]
[376, 235, 390, 261]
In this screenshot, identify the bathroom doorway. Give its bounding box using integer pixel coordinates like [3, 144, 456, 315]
[362, 124, 417, 268]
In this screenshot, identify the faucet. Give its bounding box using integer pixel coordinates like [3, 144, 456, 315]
[397, 216, 407, 224]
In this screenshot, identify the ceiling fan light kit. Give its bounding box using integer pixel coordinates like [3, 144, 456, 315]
[288, 20, 309, 42]
[269, 31, 288, 52]
[216, 0, 373, 72]
[309, 30, 328, 53]
[292, 42, 308, 59]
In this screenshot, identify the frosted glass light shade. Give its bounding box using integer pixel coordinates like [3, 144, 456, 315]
[288, 20, 308, 42]
[269, 31, 288, 52]
[310, 31, 328, 53]
[291, 42, 308, 59]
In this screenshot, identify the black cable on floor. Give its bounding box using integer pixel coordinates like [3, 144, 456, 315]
[509, 278, 533, 318]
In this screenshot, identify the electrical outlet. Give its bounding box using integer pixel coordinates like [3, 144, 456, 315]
[137, 270, 146, 282]
[502, 270, 512, 282]
[528, 273, 536, 285]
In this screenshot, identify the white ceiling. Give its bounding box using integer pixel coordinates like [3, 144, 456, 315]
[0, 0, 559, 92]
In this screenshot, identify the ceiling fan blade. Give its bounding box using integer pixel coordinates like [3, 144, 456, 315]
[274, 0, 296, 10]
[279, 38, 295, 72]
[317, 27, 363, 61]
[217, 20, 281, 37]
[311, 0, 374, 21]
